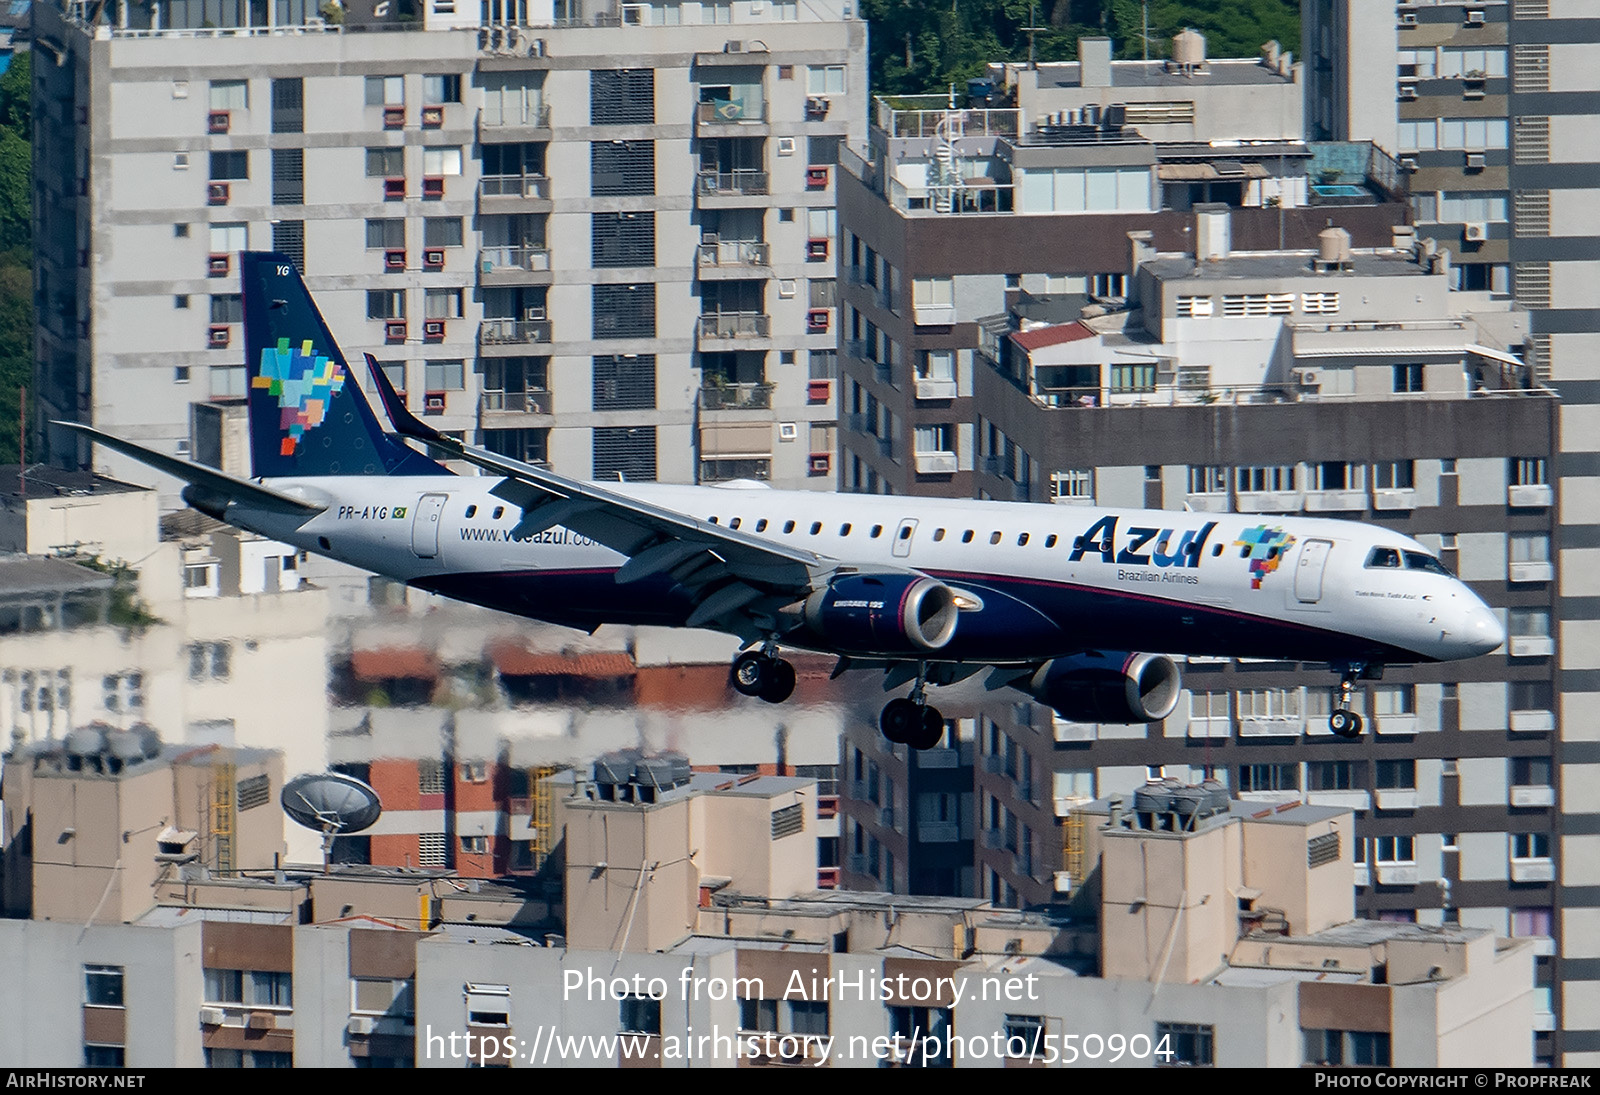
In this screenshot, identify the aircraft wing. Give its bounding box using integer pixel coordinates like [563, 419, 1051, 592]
[54, 421, 327, 518]
[364, 357, 854, 638]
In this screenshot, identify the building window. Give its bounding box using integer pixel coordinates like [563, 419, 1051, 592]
[424, 217, 464, 248]
[1375, 836, 1415, 865]
[912, 276, 954, 310]
[366, 219, 404, 249]
[592, 211, 656, 267]
[424, 289, 464, 319]
[1236, 465, 1297, 493]
[1155, 1022, 1213, 1067]
[365, 148, 404, 177]
[365, 75, 404, 106]
[1307, 760, 1362, 791]
[210, 295, 243, 325]
[1375, 759, 1416, 790]
[739, 998, 778, 1032]
[1512, 458, 1547, 486]
[422, 147, 463, 176]
[1051, 469, 1093, 503]
[1393, 363, 1424, 393]
[1305, 1030, 1391, 1067]
[209, 79, 248, 110]
[424, 360, 464, 390]
[1513, 756, 1552, 788]
[352, 978, 416, 1018]
[460, 835, 487, 855]
[423, 73, 462, 104]
[591, 70, 654, 125]
[271, 148, 303, 204]
[188, 641, 232, 681]
[592, 284, 656, 340]
[367, 290, 405, 320]
[590, 140, 655, 196]
[1237, 688, 1300, 721]
[1309, 461, 1364, 491]
[806, 64, 846, 94]
[1374, 461, 1414, 489]
[419, 759, 446, 794]
[102, 672, 144, 712]
[84, 965, 124, 1007]
[84, 1046, 125, 1068]
[270, 77, 303, 133]
[1512, 832, 1552, 860]
[1237, 763, 1297, 792]
[620, 995, 662, 1035]
[484, 428, 549, 464]
[271, 222, 304, 270]
[1110, 363, 1156, 392]
[1511, 533, 1551, 565]
[209, 150, 248, 180]
[593, 426, 656, 482]
[592, 354, 656, 411]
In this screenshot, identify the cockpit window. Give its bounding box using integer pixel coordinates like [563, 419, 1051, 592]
[1403, 551, 1454, 576]
[1365, 547, 1402, 569]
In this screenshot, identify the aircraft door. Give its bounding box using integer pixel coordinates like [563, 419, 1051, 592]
[892, 518, 918, 558]
[1294, 539, 1333, 604]
[411, 493, 449, 558]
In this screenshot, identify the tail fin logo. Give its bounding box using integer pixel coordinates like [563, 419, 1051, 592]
[253, 337, 347, 456]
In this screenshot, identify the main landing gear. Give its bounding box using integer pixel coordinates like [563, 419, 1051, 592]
[879, 665, 946, 751]
[1328, 663, 1367, 739]
[730, 647, 796, 704]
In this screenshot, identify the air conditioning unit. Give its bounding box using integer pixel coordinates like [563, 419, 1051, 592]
[422, 176, 445, 199]
[208, 325, 231, 348]
[1398, 155, 1418, 170]
[525, 306, 547, 322]
[778, 422, 798, 441]
[805, 165, 831, 189]
[348, 1016, 378, 1036]
[199, 1008, 226, 1026]
[383, 106, 405, 129]
[1465, 151, 1486, 169]
[384, 248, 406, 271]
[424, 320, 446, 342]
[806, 237, 830, 261]
[1465, 9, 1485, 24]
[421, 105, 444, 129]
[1294, 368, 1321, 387]
[383, 177, 405, 201]
[247, 1011, 276, 1031]
[385, 321, 407, 342]
[776, 136, 796, 156]
[207, 253, 231, 277]
[806, 379, 832, 403]
[207, 110, 230, 133]
[528, 37, 546, 57]
[808, 453, 831, 475]
[425, 392, 446, 413]
[1464, 221, 1489, 242]
[806, 307, 831, 333]
[724, 40, 744, 52]
[207, 181, 230, 206]
[1398, 11, 1416, 26]
[1398, 85, 1418, 101]
[424, 248, 445, 269]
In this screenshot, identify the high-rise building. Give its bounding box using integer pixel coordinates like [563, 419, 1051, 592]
[1303, 0, 1600, 1066]
[32, 0, 865, 503]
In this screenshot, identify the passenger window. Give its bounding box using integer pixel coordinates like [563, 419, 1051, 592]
[492, 506, 504, 519]
[932, 528, 945, 542]
[989, 531, 1002, 545]
[962, 530, 975, 543]
[870, 525, 883, 538]
[756, 519, 768, 532]
[1045, 534, 1057, 548]
[840, 523, 851, 536]
[1366, 547, 1402, 569]
[783, 520, 795, 533]
[465, 505, 477, 518]
[1017, 533, 1030, 547]
[730, 518, 741, 530]
[710, 516, 720, 524]
[811, 522, 822, 535]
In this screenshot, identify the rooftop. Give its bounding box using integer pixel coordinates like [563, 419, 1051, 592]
[1030, 57, 1297, 90]
[0, 464, 145, 502]
[1143, 249, 1437, 282]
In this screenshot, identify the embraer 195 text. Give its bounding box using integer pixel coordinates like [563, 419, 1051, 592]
[63, 254, 1505, 749]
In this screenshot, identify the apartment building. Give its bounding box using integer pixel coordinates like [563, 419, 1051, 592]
[33, 0, 866, 501]
[1303, 0, 1600, 1066]
[0, 747, 1535, 1067]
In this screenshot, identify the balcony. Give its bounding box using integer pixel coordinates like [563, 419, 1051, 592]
[481, 390, 552, 416]
[479, 245, 552, 275]
[1373, 488, 1417, 511]
[696, 170, 769, 197]
[480, 318, 552, 345]
[700, 381, 772, 411]
[479, 103, 552, 133]
[1509, 483, 1554, 508]
[1374, 789, 1419, 811]
[913, 303, 958, 326]
[696, 239, 769, 270]
[697, 312, 770, 340]
[1374, 713, 1417, 735]
[1510, 561, 1554, 583]
[1239, 717, 1302, 738]
[480, 175, 552, 201]
[1509, 635, 1555, 658]
[914, 376, 957, 401]
[1510, 708, 1555, 733]
[913, 450, 958, 475]
[1510, 858, 1556, 884]
[1307, 790, 1372, 812]
[1373, 863, 1418, 886]
[1511, 784, 1556, 808]
[1305, 489, 1368, 513]
[695, 99, 767, 127]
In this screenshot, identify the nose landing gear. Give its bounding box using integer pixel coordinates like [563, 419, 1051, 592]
[1328, 663, 1367, 738]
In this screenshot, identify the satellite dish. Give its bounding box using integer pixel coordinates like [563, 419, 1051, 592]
[281, 773, 382, 871]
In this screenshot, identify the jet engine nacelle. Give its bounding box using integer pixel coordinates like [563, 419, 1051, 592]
[803, 573, 959, 655]
[1028, 651, 1182, 724]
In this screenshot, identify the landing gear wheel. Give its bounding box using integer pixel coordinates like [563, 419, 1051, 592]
[907, 705, 946, 750]
[1329, 709, 1364, 739]
[880, 697, 920, 744]
[758, 658, 796, 704]
[731, 650, 773, 697]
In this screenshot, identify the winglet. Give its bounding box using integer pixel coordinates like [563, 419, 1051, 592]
[364, 353, 447, 445]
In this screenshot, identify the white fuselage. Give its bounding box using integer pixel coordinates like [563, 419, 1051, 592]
[227, 476, 1503, 667]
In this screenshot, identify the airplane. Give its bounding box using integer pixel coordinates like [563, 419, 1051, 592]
[61, 252, 1506, 749]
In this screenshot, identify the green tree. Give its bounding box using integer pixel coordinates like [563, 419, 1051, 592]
[0, 50, 31, 466]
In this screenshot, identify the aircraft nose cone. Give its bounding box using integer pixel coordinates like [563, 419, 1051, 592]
[1460, 602, 1506, 657]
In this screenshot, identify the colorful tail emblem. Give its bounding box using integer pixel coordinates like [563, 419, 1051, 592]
[252, 337, 346, 456]
[1233, 524, 1295, 590]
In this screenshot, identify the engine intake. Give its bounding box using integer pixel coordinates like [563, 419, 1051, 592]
[1028, 651, 1182, 724]
[803, 574, 959, 655]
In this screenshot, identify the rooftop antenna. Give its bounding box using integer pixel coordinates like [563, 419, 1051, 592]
[281, 772, 383, 873]
[1023, 0, 1045, 71]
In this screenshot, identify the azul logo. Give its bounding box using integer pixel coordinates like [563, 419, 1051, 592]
[1067, 515, 1217, 569]
[252, 337, 346, 456]
[1233, 524, 1295, 589]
